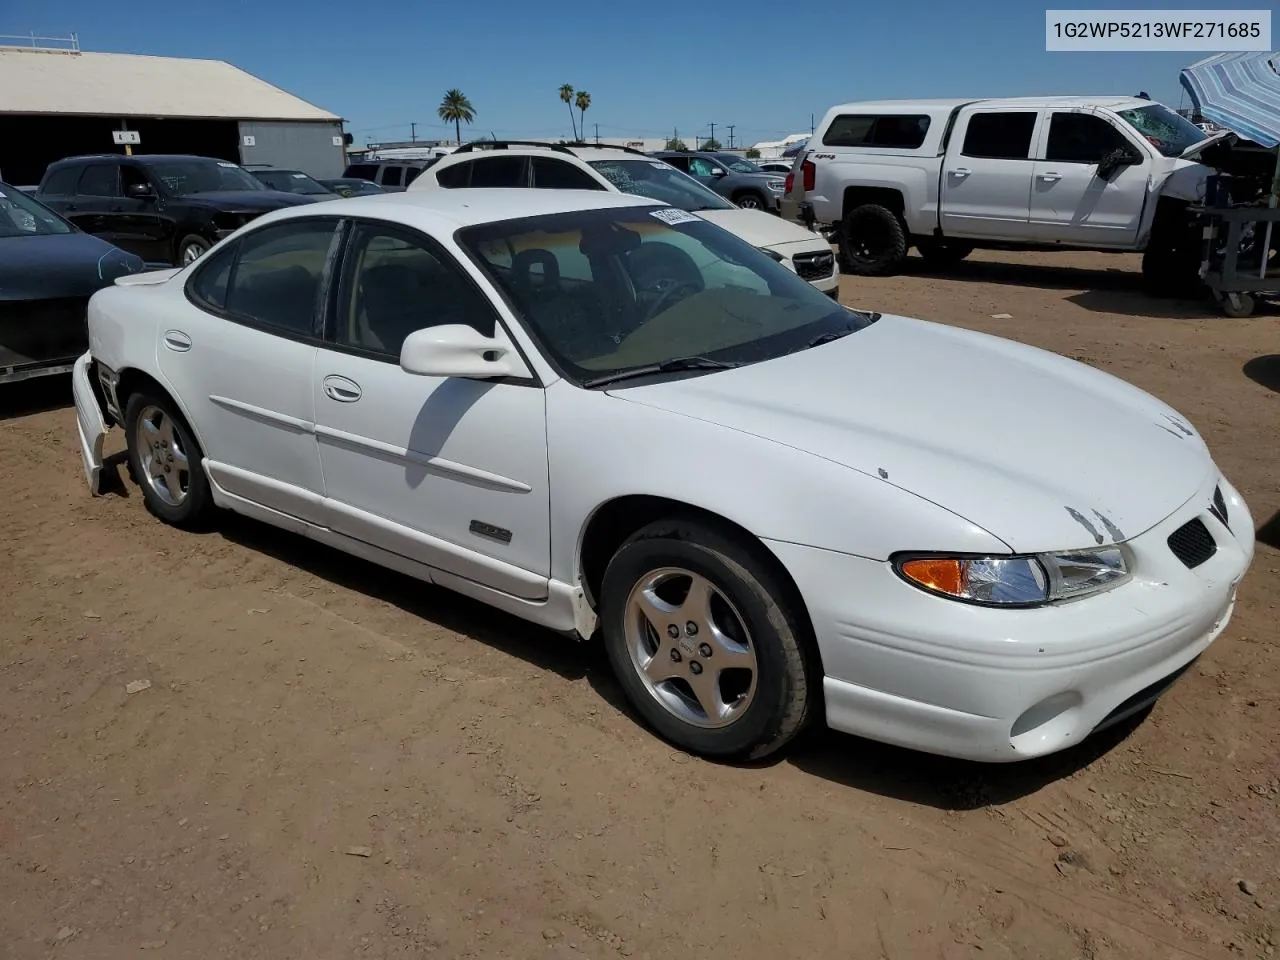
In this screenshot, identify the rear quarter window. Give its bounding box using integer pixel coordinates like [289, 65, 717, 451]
[344, 163, 378, 179]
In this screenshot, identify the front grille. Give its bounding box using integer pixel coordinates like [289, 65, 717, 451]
[792, 250, 835, 281]
[1167, 517, 1217, 569]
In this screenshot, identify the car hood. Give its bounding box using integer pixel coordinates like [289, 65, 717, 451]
[0, 231, 145, 301]
[610, 315, 1214, 553]
[181, 190, 320, 209]
[694, 208, 828, 249]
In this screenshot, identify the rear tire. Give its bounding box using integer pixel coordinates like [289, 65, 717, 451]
[124, 391, 213, 529]
[600, 519, 818, 761]
[916, 239, 974, 268]
[176, 234, 211, 266]
[839, 204, 907, 276]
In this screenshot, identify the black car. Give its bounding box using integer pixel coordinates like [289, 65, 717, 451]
[1, 182, 145, 384]
[319, 177, 385, 197]
[247, 167, 338, 197]
[36, 154, 321, 266]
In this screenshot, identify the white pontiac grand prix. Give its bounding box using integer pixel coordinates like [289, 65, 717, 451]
[72, 188, 1254, 763]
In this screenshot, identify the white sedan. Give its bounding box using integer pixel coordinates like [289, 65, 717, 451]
[73, 188, 1254, 763]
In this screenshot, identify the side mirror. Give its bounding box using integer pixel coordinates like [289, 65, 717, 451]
[399, 324, 531, 380]
[710, 167, 727, 177]
[1096, 147, 1140, 181]
[125, 182, 155, 199]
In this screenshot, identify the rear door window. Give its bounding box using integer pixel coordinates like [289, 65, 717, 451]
[530, 157, 605, 190]
[41, 166, 82, 195]
[961, 112, 1038, 160]
[468, 155, 528, 187]
[344, 163, 378, 179]
[380, 166, 403, 187]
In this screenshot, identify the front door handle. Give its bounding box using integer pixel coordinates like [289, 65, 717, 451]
[163, 330, 192, 352]
[322, 375, 362, 403]
[1038, 172, 1062, 182]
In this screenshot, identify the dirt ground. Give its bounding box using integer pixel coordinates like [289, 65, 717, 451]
[2, 249, 1278, 960]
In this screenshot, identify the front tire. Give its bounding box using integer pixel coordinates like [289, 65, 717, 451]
[839, 204, 908, 276]
[124, 392, 213, 528]
[600, 519, 817, 761]
[176, 234, 211, 266]
[735, 192, 767, 211]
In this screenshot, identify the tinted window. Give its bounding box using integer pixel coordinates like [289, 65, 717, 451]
[435, 162, 470, 188]
[344, 163, 379, 179]
[223, 220, 338, 335]
[1045, 113, 1132, 164]
[41, 166, 81, 196]
[149, 159, 263, 195]
[824, 115, 936, 149]
[334, 224, 497, 358]
[188, 243, 236, 310]
[961, 112, 1037, 160]
[78, 164, 119, 197]
[662, 155, 690, 172]
[469, 156, 527, 187]
[404, 167, 423, 185]
[380, 166, 403, 187]
[531, 157, 604, 190]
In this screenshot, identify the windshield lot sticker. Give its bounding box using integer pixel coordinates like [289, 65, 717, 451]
[649, 208, 699, 225]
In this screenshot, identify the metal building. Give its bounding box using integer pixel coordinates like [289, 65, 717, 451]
[0, 36, 348, 186]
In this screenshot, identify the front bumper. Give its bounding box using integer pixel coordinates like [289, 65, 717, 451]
[72, 351, 110, 496]
[766, 472, 1255, 762]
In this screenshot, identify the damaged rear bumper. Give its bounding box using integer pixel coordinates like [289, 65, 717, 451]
[72, 351, 110, 496]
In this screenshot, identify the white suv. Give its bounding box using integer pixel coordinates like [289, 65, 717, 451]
[408, 141, 838, 296]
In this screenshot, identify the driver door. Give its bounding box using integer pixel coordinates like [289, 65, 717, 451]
[313, 220, 551, 599]
[1029, 109, 1150, 246]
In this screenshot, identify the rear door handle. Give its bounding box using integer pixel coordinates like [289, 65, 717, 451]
[322, 375, 362, 403]
[1039, 172, 1062, 182]
[950, 167, 972, 178]
[163, 330, 191, 352]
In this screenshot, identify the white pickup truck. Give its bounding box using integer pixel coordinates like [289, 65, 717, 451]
[781, 96, 1231, 291]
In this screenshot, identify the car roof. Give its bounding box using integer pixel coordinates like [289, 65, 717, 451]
[275, 187, 660, 230]
[825, 95, 1155, 113]
[50, 153, 235, 167]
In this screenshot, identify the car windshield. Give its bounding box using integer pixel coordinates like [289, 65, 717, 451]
[0, 183, 74, 237]
[1117, 103, 1209, 157]
[714, 154, 763, 173]
[253, 170, 333, 195]
[458, 206, 872, 386]
[149, 160, 266, 196]
[587, 159, 734, 211]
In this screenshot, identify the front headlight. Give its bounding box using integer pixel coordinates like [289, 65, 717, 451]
[893, 546, 1130, 607]
[767, 178, 786, 192]
[758, 247, 785, 262]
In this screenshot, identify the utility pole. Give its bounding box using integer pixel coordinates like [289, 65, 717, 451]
[410, 122, 417, 142]
[709, 121, 716, 146]
[594, 122, 599, 144]
[672, 126, 678, 148]
[810, 113, 815, 135]
[727, 124, 735, 149]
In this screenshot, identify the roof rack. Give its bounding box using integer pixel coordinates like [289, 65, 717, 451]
[452, 139, 650, 157]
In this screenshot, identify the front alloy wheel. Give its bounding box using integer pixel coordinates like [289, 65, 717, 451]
[124, 391, 213, 528]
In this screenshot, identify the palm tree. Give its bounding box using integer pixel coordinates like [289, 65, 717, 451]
[575, 90, 591, 143]
[559, 84, 577, 141]
[437, 89, 476, 145]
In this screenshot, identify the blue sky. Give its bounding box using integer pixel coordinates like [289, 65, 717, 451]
[4, 0, 1243, 147]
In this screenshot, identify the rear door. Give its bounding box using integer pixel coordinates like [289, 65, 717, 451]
[1029, 109, 1150, 246]
[940, 110, 1040, 240]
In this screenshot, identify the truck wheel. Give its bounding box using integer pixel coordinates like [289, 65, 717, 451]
[916, 239, 974, 268]
[839, 205, 907, 276]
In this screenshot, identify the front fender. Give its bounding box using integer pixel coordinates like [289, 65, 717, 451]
[545, 381, 1007, 585]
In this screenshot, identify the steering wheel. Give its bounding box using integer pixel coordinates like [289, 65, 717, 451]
[641, 277, 701, 321]
[511, 249, 561, 298]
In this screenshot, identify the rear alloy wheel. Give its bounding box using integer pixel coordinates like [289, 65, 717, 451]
[735, 193, 767, 210]
[839, 204, 907, 276]
[124, 392, 213, 528]
[177, 234, 211, 266]
[600, 519, 817, 761]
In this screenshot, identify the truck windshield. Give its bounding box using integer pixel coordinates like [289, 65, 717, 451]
[1117, 104, 1209, 157]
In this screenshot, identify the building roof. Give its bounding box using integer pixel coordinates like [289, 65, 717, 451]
[0, 47, 340, 121]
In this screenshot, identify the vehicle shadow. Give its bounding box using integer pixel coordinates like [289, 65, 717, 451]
[1256, 509, 1280, 551]
[1244, 354, 1280, 393]
[0, 372, 72, 421]
[898, 257, 1219, 320]
[212, 511, 597, 683]
[779, 712, 1149, 810]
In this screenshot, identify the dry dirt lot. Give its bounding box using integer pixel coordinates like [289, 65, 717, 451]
[2, 250, 1278, 960]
